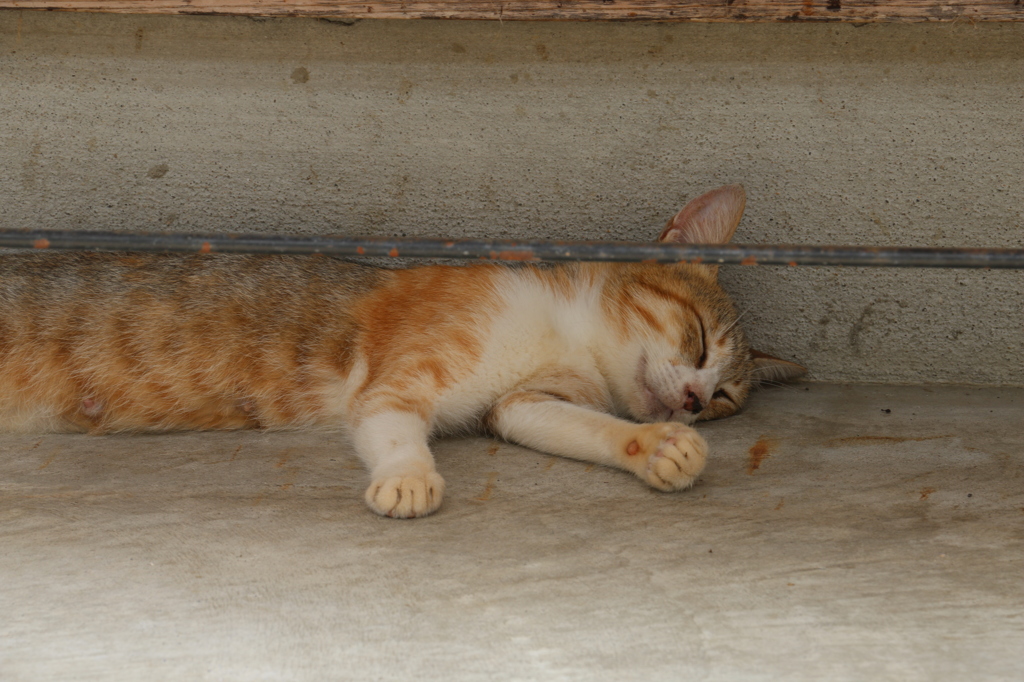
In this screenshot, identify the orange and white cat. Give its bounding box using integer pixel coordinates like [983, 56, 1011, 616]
[0, 185, 803, 518]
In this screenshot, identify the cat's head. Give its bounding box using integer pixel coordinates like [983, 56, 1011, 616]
[605, 185, 805, 425]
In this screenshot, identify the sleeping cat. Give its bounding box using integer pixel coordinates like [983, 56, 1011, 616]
[0, 185, 803, 518]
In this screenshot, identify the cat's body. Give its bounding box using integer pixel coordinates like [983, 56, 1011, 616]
[0, 186, 802, 517]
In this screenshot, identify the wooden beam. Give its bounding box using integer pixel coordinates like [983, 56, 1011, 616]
[1, 1, 1021, 22]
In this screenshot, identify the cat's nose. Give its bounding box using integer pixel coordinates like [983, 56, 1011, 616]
[683, 390, 704, 414]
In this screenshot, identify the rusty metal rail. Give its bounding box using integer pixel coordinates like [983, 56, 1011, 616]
[2, 228, 1024, 269]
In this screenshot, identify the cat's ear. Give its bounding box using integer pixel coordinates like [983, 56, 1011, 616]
[659, 184, 746, 245]
[750, 349, 807, 384]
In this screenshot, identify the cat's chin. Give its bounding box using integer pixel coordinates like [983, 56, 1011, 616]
[638, 381, 695, 425]
[636, 362, 699, 425]
[643, 388, 670, 420]
[663, 406, 698, 426]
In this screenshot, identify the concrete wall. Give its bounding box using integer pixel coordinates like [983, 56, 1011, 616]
[1, 12, 1022, 384]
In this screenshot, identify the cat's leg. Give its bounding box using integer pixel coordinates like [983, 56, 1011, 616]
[352, 410, 445, 518]
[486, 391, 707, 491]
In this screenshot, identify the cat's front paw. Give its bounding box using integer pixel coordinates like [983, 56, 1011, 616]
[627, 423, 707, 492]
[365, 471, 446, 519]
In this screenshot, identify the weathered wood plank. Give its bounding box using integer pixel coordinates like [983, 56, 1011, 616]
[1, 0, 1021, 22]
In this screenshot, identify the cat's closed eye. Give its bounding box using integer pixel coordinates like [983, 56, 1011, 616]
[695, 317, 708, 369]
[712, 389, 735, 405]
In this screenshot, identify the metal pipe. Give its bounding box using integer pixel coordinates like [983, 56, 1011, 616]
[2, 228, 1024, 269]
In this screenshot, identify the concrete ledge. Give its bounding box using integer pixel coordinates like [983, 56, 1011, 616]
[1, 384, 1021, 680]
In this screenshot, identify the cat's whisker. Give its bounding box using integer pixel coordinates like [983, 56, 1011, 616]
[718, 307, 749, 337]
[754, 380, 807, 392]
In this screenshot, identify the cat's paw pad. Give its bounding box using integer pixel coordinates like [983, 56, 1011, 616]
[629, 424, 707, 492]
[365, 472, 446, 519]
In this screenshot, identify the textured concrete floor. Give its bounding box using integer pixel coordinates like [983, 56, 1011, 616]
[1, 384, 1022, 681]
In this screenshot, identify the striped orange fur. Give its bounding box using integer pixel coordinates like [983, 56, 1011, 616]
[0, 186, 803, 517]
